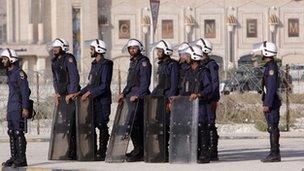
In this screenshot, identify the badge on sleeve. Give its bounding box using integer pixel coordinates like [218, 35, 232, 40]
[20, 72, 25, 79]
[142, 61, 147, 67]
[269, 70, 274, 76]
[68, 57, 74, 63]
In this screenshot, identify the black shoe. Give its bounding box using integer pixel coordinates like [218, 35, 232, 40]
[126, 148, 143, 162]
[126, 155, 143, 162]
[197, 156, 210, 164]
[2, 158, 15, 167]
[12, 159, 27, 168]
[261, 153, 281, 162]
[126, 150, 135, 158]
[2, 130, 17, 167]
[210, 151, 219, 161]
[96, 151, 106, 161]
[261, 125, 281, 163]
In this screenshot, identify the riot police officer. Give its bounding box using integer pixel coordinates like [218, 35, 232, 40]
[1, 49, 31, 167]
[151, 40, 179, 161]
[179, 45, 212, 163]
[177, 42, 191, 88]
[196, 38, 220, 161]
[152, 40, 179, 98]
[118, 39, 152, 162]
[51, 38, 80, 160]
[78, 39, 113, 161]
[255, 41, 281, 162]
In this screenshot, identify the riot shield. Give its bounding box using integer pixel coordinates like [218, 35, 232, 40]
[48, 97, 76, 160]
[105, 99, 138, 163]
[144, 96, 167, 163]
[75, 98, 96, 161]
[169, 96, 199, 163]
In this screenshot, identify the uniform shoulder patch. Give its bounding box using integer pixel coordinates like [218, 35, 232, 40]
[19, 71, 25, 79]
[269, 70, 274, 76]
[68, 57, 74, 63]
[142, 61, 147, 67]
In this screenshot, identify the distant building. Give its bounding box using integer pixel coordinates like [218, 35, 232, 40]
[1, 0, 304, 76]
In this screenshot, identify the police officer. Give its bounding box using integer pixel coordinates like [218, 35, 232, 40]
[1, 49, 31, 167]
[152, 40, 179, 98]
[118, 39, 152, 162]
[78, 39, 113, 161]
[196, 38, 220, 161]
[257, 41, 281, 162]
[151, 40, 179, 161]
[51, 38, 80, 160]
[177, 42, 191, 87]
[179, 46, 212, 163]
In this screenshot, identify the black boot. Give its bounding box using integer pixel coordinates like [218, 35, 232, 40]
[12, 131, 27, 168]
[197, 124, 210, 164]
[96, 124, 109, 161]
[2, 130, 16, 167]
[126, 124, 143, 162]
[68, 120, 77, 160]
[208, 124, 219, 161]
[261, 125, 281, 162]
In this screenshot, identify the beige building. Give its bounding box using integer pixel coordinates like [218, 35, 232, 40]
[1, 0, 304, 77]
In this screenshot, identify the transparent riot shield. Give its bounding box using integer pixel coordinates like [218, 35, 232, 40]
[75, 98, 96, 161]
[144, 96, 167, 163]
[169, 96, 199, 163]
[48, 97, 76, 160]
[105, 99, 138, 163]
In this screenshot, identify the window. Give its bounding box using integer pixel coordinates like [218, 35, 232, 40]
[246, 19, 257, 38]
[288, 18, 299, 37]
[162, 20, 173, 39]
[119, 20, 130, 39]
[204, 19, 216, 38]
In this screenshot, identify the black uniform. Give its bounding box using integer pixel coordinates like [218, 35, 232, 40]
[261, 59, 281, 162]
[2, 64, 31, 167]
[180, 64, 213, 163]
[51, 52, 80, 159]
[122, 54, 152, 162]
[80, 58, 113, 160]
[202, 58, 220, 161]
[151, 57, 179, 161]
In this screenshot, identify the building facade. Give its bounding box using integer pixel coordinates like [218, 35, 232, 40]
[1, 0, 304, 77]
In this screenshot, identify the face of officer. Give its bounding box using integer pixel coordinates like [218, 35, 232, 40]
[1, 56, 11, 68]
[179, 53, 188, 63]
[263, 56, 273, 62]
[155, 48, 165, 60]
[185, 54, 192, 64]
[128, 46, 140, 58]
[202, 53, 208, 60]
[90, 47, 98, 58]
[52, 47, 62, 56]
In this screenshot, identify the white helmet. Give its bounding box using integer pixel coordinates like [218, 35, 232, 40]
[90, 39, 106, 54]
[183, 46, 203, 61]
[155, 40, 173, 56]
[126, 39, 144, 52]
[195, 38, 213, 54]
[178, 42, 191, 54]
[261, 41, 277, 57]
[0, 48, 18, 63]
[52, 38, 69, 52]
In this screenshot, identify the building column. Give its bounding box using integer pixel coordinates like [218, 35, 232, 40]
[6, 0, 14, 43]
[36, 56, 46, 71]
[38, 0, 44, 44]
